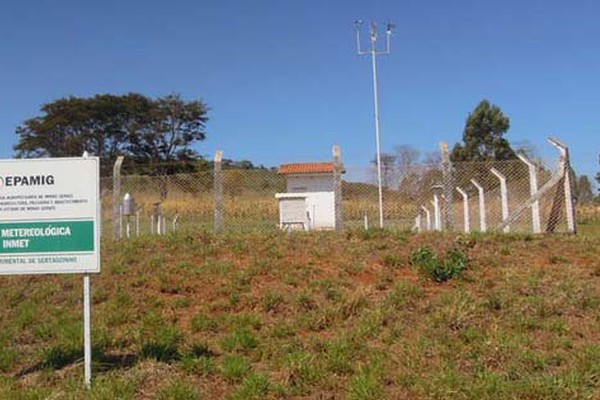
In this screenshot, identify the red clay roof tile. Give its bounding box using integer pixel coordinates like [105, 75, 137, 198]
[279, 162, 336, 175]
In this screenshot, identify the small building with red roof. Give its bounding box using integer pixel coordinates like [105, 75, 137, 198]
[275, 155, 344, 231]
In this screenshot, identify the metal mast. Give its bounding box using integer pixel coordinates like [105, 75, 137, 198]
[355, 20, 394, 228]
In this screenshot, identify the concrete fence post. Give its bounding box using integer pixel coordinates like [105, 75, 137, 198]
[491, 168, 510, 233]
[517, 153, 541, 233]
[414, 214, 422, 233]
[112, 156, 124, 240]
[440, 142, 455, 231]
[421, 206, 431, 231]
[548, 137, 576, 233]
[214, 150, 224, 234]
[332, 145, 344, 231]
[471, 179, 487, 232]
[456, 186, 470, 233]
[432, 193, 441, 231]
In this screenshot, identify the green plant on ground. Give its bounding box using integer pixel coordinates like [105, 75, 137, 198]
[219, 328, 259, 353]
[228, 372, 271, 400]
[140, 326, 182, 363]
[409, 245, 468, 282]
[220, 355, 251, 383]
[347, 363, 384, 400]
[0, 344, 16, 373]
[190, 313, 218, 333]
[385, 281, 425, 310]
[261, 290, 284, 313]
[181, 343, 217, 376]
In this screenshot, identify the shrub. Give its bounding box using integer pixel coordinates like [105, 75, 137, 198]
[409, 245, 468, 282]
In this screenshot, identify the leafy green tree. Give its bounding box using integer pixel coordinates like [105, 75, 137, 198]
[125, 94, 208, 166]
[451, 100, 516, 162]
[14, 93, 209, 175]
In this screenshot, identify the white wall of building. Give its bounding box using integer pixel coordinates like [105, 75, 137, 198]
[287, 174, 334, 193]
[277, 173, 337, 230]
[305, 192, 335, 229]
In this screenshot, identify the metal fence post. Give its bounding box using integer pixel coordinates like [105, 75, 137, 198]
[112, 156, 124, 240]
[440, 142, 454, 231]
[491, 168, 510, 233]
[214, 150, 224, 233]
[332, 145, 344, 231]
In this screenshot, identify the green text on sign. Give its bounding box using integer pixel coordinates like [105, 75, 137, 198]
[0, 221, 94, 254]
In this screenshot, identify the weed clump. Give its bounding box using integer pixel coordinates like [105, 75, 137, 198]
[409, 245, 468, 282]
[140, 326, 182, 363]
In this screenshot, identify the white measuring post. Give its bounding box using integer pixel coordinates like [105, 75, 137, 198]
[517, 154, 541, 233]
[470, 179, 487, 232]
[135, 209, 140, 237]
[456, 187, 470, 233]
[421, 206, 431, 231]
[491, 168, 509, 233]
[0, 155, 101, 389]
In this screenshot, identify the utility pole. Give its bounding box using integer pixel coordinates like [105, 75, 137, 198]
[355, 20, 394, 228]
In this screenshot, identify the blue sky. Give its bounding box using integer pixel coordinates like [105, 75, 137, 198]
[0, 0, 598, 184]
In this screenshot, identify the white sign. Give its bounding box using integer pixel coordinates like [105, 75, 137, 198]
[0, 157, 100, 274]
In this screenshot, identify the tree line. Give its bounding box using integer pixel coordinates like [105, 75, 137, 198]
[13, 95, 599, 201]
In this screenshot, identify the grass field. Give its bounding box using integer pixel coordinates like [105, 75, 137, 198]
[1, 219, 600, 399]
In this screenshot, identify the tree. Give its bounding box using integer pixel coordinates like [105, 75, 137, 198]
[125, 94, 208, 166]
[451, 100, 516, 162]
[394, 145, 421, 198]
[371, 153, 397, 189]
[576, 175, 594, 205]
[14, 93, 209, 175]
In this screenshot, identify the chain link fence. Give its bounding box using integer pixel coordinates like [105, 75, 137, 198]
[101, 143, 576, 238]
